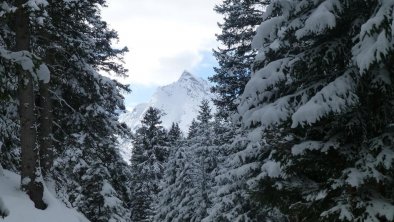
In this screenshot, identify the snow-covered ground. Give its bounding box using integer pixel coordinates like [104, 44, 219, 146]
[0, 169, 88, 222]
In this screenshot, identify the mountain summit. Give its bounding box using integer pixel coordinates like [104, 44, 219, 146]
[178, 70, 198, 82]
[118, 71, 215, 163]
[120, 71, 215, 134]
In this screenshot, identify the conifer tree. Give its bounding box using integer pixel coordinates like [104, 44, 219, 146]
[155, 100, 217, 221]
[203, 123, 284, 221]
[130, 107, 168, 222]
[237, 0, 394, 221]
[33, 1, 133, 221]
[0, 51, 19, 172]
[211, 0, 266, 118]
[154, 124, 184, 222]
[189, 100, 217, 220]
[187, 119, 199, 139]
[0, 0, 132, 220]
[168, 122, 182, 145]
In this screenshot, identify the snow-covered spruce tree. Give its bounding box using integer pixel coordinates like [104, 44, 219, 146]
[203, 121, 286, 222]
[28, 0, 132, 221]
[0, 42, 19, 172]
[193, 100, 218, 216]
[237, 0, 394, 221]
[154, 123, 184, 222]
[155, 100, 217, 221]
[78, 161, 131, 222]
[187, 119, 199, 139]
[168, 122, 183, 145]
[130, 107, 169, 222]
[154, 140, 200, 222]
[210, 0, 266, 118]
[0, 0, 132, 218]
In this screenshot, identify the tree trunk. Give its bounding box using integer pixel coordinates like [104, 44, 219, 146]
[38, 47, 54, 177]
[37, 1, 55, 177]
[38, 80, 53, 178]
[15, 0, 46, 210]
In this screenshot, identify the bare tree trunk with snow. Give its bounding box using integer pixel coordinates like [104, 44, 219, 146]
[38, 49, 54, 178]
[38, 80, 53, 178]
[15, 0, 46, 210]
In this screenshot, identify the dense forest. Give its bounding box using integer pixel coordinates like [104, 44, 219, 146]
[1, 0, 393, 222]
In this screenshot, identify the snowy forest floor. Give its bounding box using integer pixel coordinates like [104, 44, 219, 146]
[0, 170, 88, 222]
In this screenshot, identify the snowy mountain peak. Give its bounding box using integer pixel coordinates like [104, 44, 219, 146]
[179, 70, 197, 81]
[120, 71, 214, 134]
[118, 71, 215, 163]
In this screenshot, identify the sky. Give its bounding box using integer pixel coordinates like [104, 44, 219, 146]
[101, 0, 222, 110]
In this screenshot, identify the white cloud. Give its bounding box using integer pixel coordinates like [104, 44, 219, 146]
[102, 0, 222, 86]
